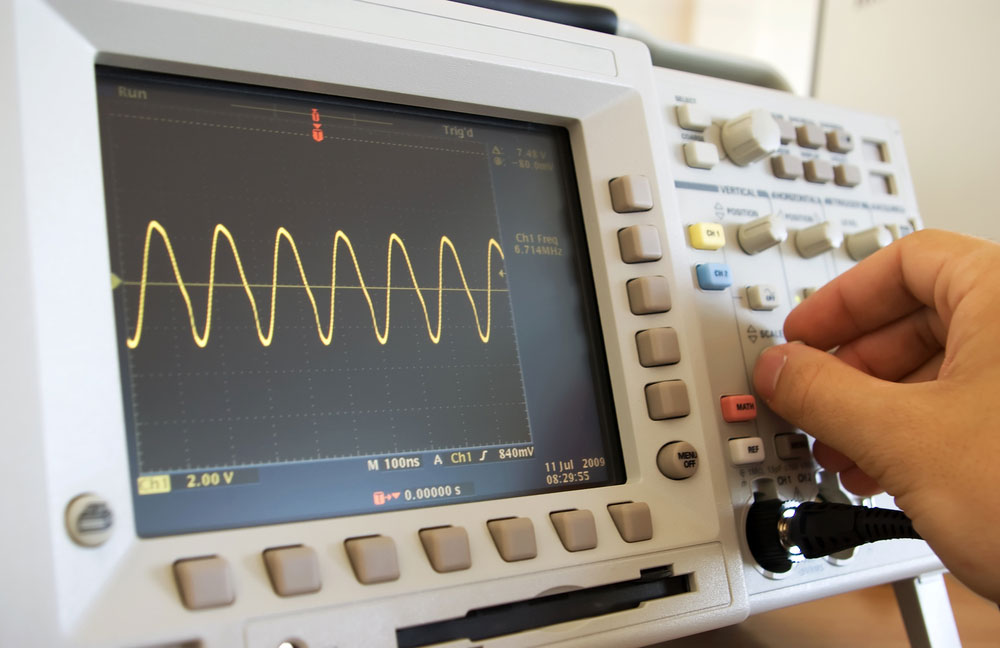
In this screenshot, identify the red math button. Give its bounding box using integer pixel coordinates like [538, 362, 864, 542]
[721, 395, 757, 422]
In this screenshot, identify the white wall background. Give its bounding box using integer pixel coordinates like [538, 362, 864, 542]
[601, 0, 1000, 241]
[813, 0, 1000, 241]
[603, 1, 819, 97]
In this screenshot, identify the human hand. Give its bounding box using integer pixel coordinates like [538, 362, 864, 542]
[752, 229, 1000, 603]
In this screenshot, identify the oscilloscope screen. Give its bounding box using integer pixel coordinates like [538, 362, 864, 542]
[97, 66, 623, 536]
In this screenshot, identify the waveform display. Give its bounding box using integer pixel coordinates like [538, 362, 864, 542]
[124, 220, 505, 349]
[98, 65, 623, 538]
[95, 66, 625, 537]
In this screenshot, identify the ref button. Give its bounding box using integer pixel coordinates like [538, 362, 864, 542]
[729, 437, 766, 465]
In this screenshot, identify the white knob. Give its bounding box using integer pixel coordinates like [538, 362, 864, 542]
[845, 226, 893, 261]
[795, 222, 843, 258]
[721, 110, 781, 166]
[738, 214, 787, 255]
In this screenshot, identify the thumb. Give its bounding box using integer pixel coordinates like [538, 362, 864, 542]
[752, 342, 909, 471]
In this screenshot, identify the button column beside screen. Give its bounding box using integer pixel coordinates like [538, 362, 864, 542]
[645, 380, 690, 420]
[609, 175, 653, 213]
[618, 225, 662, 263]
[636, 327, 681, 367]
[627, 276, 672, 314]
[656, 441, 699, 479]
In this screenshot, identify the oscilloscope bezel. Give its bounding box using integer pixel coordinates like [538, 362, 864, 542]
[95, 64, 628, 536]
[2, 0, 745, 645]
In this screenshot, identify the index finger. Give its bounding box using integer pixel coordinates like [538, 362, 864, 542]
[784, 229, 978, 350]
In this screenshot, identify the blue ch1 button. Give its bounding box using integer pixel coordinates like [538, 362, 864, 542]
[696, 263, 732, 290]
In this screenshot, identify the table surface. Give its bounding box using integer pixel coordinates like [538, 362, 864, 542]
[656, 574, 998, 647]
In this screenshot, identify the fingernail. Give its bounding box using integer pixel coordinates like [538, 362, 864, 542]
[754, 346, 788, 400]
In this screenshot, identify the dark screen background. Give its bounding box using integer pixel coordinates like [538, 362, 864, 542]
[96, 67, 622, 536]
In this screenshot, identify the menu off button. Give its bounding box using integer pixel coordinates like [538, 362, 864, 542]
[657, 441, 699, 480]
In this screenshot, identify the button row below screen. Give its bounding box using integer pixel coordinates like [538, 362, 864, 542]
[172, 502, 655, 610]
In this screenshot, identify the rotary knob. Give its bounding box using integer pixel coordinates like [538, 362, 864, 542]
[845, 226, 893, 261]
[721, 110, 781, 166]
[738, 214, 787, 255]
[795, 221, 843, 258]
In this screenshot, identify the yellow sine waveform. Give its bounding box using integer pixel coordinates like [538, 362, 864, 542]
[124, 220, 505, 349]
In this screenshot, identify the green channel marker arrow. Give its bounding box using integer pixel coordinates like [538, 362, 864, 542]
[111, 273, 122, 290]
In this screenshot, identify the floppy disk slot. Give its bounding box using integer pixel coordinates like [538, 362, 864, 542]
[395, 566, 692, 647]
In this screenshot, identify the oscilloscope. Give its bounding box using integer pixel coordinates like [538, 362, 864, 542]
[0, 1, 946, 647]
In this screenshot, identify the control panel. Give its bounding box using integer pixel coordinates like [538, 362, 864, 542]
[655, 67, 936, 610]
[0, 0, 941, 646]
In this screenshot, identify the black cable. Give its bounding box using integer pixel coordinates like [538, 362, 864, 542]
[447, 0, 618, 34]
[746, 499, 923, 574]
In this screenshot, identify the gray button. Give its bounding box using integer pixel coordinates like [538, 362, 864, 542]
[174, 556, 235, 610]
[771, 153, 803, 180]
[826, 129, 854, 153]
[645, 380, 690, 420]
[607, 502, 653, 542]
[834, 163, 862, 187]
[676, 103, 712, 131]
[419, 526, 472, 573]
[775, 117, 796, 144]
[746, 284, 781, 311]
[263, 545, 321, 597]
[682, 141, 720, 169]
[636, 327, 680, 367]
[345, 535, 400, 584]
[803, 159, 835, 184]
[657, 441, 699, 480]
[627, 276, 671, 314]
[796, 123, 826, 149]
[487, 517, 537, 562]
[618, 225, 662, 263]
[550, 509, 598, 552]
[775, 433, 811, 461]
[609, 175, 653, 213]
[870, 172, 897, 195]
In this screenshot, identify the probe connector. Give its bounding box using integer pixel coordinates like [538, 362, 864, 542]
[746, 499, 923, 573]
